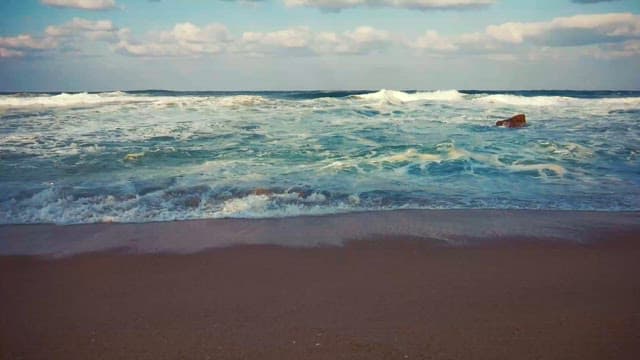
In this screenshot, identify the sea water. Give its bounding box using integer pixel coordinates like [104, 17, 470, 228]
[0, 89, 638, 224]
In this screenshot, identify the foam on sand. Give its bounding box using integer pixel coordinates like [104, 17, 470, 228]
[1, 210, 639, 256]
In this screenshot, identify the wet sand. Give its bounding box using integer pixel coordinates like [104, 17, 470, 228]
[1, 211, 640, 359]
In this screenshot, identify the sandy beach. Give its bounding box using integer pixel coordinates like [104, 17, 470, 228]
[1, 210, 639, 359]
[3, 0, 640, 358]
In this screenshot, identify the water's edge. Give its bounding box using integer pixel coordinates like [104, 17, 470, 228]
[1, 209, 638, 257]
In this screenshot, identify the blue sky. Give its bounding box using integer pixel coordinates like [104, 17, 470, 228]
[1, 0, 639, 91]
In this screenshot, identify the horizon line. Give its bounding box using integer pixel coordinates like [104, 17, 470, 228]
[2, 88, 640, 94]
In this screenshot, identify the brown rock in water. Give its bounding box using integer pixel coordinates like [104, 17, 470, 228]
[496, 114, 526, 128]
[253, 188, 273, 196]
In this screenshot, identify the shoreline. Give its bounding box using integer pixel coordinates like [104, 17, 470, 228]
[1, 209, 639, 257]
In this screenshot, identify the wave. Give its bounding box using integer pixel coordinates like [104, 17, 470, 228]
[3, 90, 640, 111]
[0, 92, 271, 110]
[354, 89, 465, 104]
[0, 186, 355, 224]
[473, 94, 576, 107]
[0, 92, 147, 109]
[472, 93, 640, 108]
[351, 89, 640, 109]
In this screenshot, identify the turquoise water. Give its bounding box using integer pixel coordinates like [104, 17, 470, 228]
[1, 89, 639, 224]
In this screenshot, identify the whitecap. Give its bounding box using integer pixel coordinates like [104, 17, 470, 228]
[354, 89, 464, 104]
[508, 163, 567, 177]
[0, 92, 272, 111]
[473, 94, 576, 107]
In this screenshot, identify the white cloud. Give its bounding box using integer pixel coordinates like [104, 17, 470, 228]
[116, 23, 392, 57]
[315, 26, 391, 54]
[408, 30, 458, 51]
[4, 12, 640, 61]
[406, 12, 640, 60]
[283, 0, 494, 11]
[41, 0, 117, 10]
[0, 18, 121, 58]
[116, 23, 232, 57]
[486, 13, 640, 46]
[242, 27, 312, 49]
[237, 26, 391, 55]
[0, 48, 25, 58]
[0, 34, 58, 50]
[45, 18, 119, 41]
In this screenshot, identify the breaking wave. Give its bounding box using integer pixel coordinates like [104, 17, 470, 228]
[354, 89, 465, 104]
[0, 92, 272, 110]
[1, 89, 639, 224]
[2, 89, 640, 112]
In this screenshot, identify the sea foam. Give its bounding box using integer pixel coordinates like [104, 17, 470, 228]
[354, 89, 465, 104]
[0, 92, 272, 111]
[1, 89, 639, 224]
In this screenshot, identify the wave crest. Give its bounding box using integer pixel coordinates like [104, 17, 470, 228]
[0, 92, 272, 110]
[354, 89, 465, 104]
[473, 93, 640, 108]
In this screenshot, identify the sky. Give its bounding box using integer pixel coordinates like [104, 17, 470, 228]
[0, 0, 639, 91]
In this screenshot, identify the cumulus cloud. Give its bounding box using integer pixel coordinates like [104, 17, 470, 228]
[240, 27, 312, 52]
[41, 0, 117, 10]
[237, 26, 391, 55]
[408, 30, 458, 51]
[404, 12, 640, 61]
[0, 48, 25, 58]
[4, 12, 640, 61]
[45, 18, 120, 42]
[116, 23, 232, 57]
[116, 23, 392, 57]
[283, 0, 495, 12]
[0, 34, 58, 50]
[0, 18, 121, 58]
[485, 13, 640, 46]
[407, 30, 507, 60]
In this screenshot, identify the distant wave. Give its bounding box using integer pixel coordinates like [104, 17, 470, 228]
[2, 89, 640, 111]
[0, 92, 272, 110]
[472, 93, 640, 107]
[0, 92, 144, 109]
[354, 89, 465, 104]
[353, 89, 640, 108]
[473, 94, 576, 106]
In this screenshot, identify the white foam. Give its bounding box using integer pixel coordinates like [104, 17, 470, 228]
[355, 89, 464, 104]
[0, 92, 272, 110]
[473, 94, 575, 107]
[508, 163, 567, 177]
[373, 148, 464, 164]
[0, 92, 150, 109]
[473, 94, 640, 109]
[0, 187, 352, 224]
[598, 97, 640, 107]
[214, 95, 270, 107]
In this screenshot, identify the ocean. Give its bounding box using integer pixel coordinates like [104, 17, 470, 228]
[1, 89, 639, 225]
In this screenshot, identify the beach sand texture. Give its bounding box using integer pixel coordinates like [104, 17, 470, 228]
[1, 211, 639, 359]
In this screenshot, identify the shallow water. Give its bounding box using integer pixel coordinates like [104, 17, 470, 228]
[1, 89, 639, 224]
